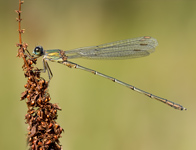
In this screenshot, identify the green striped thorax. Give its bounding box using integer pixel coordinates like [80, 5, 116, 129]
[33, 46, 63, 62]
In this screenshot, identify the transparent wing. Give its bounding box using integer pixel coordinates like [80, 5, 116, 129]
[65, 36, 158, 59]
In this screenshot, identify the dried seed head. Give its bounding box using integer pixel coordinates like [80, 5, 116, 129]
[45, 140, 52, 145]
[31, 100, 35, 106]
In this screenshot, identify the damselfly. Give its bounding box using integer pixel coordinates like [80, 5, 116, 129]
[32, 36, 186, 110]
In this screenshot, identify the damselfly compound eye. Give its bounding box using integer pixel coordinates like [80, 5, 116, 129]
[33, 46, 44, 56]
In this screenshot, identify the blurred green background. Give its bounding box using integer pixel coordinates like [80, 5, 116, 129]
[0, 0, 195, 149]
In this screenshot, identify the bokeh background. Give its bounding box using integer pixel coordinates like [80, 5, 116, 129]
[0, 0, 195, 150]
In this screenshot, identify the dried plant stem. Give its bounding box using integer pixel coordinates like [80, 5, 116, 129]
[16, 1, 63, 149]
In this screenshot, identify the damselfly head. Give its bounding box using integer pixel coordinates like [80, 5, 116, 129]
[33, 46, 44, 57]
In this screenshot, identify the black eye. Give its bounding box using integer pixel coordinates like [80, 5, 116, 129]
[33, 46, 44, 56]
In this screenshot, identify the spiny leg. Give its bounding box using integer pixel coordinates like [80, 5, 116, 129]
[43, 59, 53, 82]
[61, 61, 186, 111]
[34, 58, 53, 82]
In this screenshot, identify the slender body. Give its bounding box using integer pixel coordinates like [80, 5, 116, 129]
[33, 36, 186, 110]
